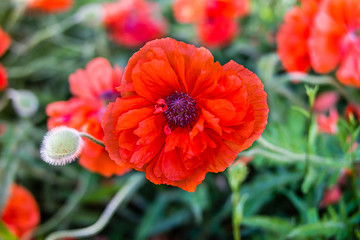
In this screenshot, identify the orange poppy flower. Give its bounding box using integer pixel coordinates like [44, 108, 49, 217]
[26, 0, 73, 13]
[309, 0, 360, 87]
[47, 58, 130, 177]
[103, 0, 167, 48]
[174, 0, 249, 47]
[1, 184, 40, 238]
[102, 38, 268, 192]
[277, 0, 322, 72]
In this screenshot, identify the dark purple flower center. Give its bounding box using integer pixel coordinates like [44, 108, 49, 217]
[100, 90, 120, 103]
[164, 91, 198, 128]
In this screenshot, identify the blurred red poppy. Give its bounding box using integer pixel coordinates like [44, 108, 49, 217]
[1, 184, 40, 238]
[313, 91, 339, 112]
[0, 64, 7, 91]
[0, 27, 10, 91]
[102, 38, 268, 192]
[316, 108, 338, 134]
[47, 58, 130, 177]
[27, 0, 73, 13]
[103, 0, 167, 47]
[0, 27, 10, 58]
[277, 0, 321, 72]
[174, 0, 250, 47]
[320, 185, 342, 207]
[345, 103, 360, 122]
[309, 0, 360, 88]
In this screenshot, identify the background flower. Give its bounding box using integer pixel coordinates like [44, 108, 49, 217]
[103, 0, 168, 47]
[26, 0, 73, 13]
[47, 58, 130, 177]
[276, 0, 321, 72]
[102, 38, 268, 191]
[174, 0, 250, 47]
[1, 184, 40, 238]
[309, 0, 360, 88]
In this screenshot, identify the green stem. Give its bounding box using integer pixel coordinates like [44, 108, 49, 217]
[232, 190, 241, 240]
[33, 171, 92, 236]
[239, 145, 345, 168]
[79, 132, 105, 147]
[278, 73, 351, 103]
[45, 173, 145, 240]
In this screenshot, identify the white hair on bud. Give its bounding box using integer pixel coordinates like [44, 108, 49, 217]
[40, 126, 84, 166]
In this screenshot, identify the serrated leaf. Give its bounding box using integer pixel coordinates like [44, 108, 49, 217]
[287, 221, 345, 238]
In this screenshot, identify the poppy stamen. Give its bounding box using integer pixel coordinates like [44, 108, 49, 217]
[164, 91, 197, 128]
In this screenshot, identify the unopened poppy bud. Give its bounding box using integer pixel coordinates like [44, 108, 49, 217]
[40, 126, 84, 166]
[7, 89, 39, 117]
[74, 4, 104, 28]
[228, 160, 248, 192]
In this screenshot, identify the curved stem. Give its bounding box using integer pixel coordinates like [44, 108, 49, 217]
[79, 132, 105, 147]
[34, 171, 92, 236]
[278, 73, 351, 103]
[45, 173, 145, 240]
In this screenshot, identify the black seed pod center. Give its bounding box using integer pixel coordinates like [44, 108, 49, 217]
[164, 91, 197, 128]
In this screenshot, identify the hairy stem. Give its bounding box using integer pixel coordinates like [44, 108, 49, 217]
[79, 132, 105, 148]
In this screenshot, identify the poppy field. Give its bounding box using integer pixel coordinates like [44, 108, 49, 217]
[1, 0, 360, 239]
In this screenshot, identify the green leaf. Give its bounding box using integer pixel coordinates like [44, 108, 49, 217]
[0, 221, 17, 240]
[291, 106, 310, 119]
[242, 216, 293, 235]
[302, 166, 317, 193]
[287, 221, 345, 238]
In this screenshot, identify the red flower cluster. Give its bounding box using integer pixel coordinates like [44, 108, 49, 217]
[173, 0, 250, 47]
[1, 184, 40, 238]
[103, 0, 167, 48]
[277, 0, 360, 88]
[26, 0, 73, 13]
[102, 38, 268, 191]
[47, 58, 130, 177]
[0, 27, 10, 91]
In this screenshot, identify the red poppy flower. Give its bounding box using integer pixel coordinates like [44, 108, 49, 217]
[174, 0, 249, 23]
[102, 38, 268, 192]
[309, 0, 360, 87]
[196, 15, 238, 48]
[313, 91, 339, 112]
[345, 103, 360, 122]
[320, 185, 342, 207]
[103, 0, 167, 48]
[1, 184, 40, 238]
[174, 0, 249, 47]
[316, 108, 338, 134]
[277, 0, 322, 72]
[47, 58, 130, 177]
[0, 64, 8, 91]
[26, 0, 73, 13]
[0, 27, 10, 58]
